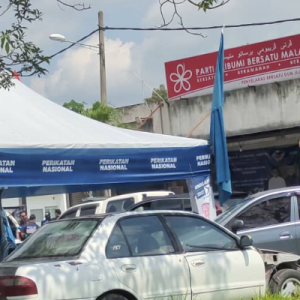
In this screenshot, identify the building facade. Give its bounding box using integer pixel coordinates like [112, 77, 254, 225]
[119, 79, 300, 195]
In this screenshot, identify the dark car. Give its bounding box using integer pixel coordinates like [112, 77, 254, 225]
[127, 195, 193, 212]
[127, 194, 223, 216]
[215, 186, 300, 254]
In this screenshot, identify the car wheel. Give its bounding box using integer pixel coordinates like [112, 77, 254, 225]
[269, 269, 300, 296]
[101, 294, 129, 300]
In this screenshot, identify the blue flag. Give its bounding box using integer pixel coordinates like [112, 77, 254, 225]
[210, 32, 232, 205]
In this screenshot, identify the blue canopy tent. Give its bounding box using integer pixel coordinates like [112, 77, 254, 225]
[0, 80, 210, 259]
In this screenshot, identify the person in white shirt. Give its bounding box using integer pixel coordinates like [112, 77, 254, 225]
[268, 169, 286, 190]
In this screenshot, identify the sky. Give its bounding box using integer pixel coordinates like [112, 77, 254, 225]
[1, 0, 300, 107]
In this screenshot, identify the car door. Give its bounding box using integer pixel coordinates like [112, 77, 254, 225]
[106, 215, 191, 300]
[293, 195, 300, 254]
[228, 195, 298, 253]
[164, 215, 265, 300]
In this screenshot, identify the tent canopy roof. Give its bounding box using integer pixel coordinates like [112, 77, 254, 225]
[1, 80, 207, 149]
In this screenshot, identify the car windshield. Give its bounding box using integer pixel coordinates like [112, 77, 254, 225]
[215, 196, 254, 224]
[6, 219, 99, 261]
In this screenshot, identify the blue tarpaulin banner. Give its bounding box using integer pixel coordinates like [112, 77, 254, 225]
[210, 31, 232, 205]
[0, 146, 211, 198]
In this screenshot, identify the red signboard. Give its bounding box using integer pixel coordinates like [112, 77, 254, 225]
[165, 34, 300, 100]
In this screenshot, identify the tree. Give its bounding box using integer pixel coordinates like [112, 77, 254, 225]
[159, 0, 230, 36]
[145, 84, 168, 104]
[0, 0, 90, 89]
[63, 99, 86, 114]
[63, 100, 131, 129]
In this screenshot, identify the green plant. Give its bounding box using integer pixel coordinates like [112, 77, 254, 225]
[253, 291, 300, 300]
[63, 99, 131, 128]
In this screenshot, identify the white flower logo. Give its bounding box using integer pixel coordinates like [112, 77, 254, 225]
[170, 64, 192, 93]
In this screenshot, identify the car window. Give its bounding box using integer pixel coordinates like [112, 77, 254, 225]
[232, 197, 291, 231]
[80, 204, 97, 216]
[130, 202, 151, 211]
[6, 220, 99, 261]
[60, 207, 78, 219]
[165, 216, 237, 252]
[183, 199, 192, 211]
[106, 225, 130, 258]
[151, 199, 183, 210]
[119, 216, 175, 256]
[106, 198, 135, 213]
[215, 196, 255, 224]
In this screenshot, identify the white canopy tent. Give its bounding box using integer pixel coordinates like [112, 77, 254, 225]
[0, 80, 210, 198]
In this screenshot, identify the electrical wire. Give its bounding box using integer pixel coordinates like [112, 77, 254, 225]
[49, 28, 99, 59]
[99, 17, 300, 31]
[49, 16, 300, 59]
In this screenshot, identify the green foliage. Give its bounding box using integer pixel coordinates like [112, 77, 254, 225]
[0, 1, 49, 89]
[253, 291, 300, 299]
[85, 102, 120, 124]
[198, 0, 220, 12]
[0, 0, 88, 89]
[63, 100, 130, 128]
[145, 84, 168, 104]
[63, 100, 86, 114]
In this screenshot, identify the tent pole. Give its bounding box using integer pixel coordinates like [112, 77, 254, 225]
[0, 188, 9, 261]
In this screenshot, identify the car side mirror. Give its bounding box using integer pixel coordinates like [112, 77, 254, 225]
[239, 235, 253, 249]
[232, 219, 244, 234]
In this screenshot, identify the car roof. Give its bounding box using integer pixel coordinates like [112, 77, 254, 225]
[246, 186, 300, 200]
[143, 194, 190, 201]
[62, 191, 175, 211]
[55, 210, 198, 222]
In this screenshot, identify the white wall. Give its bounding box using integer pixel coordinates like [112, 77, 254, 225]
[119, 78, 300, 139]
[2, 198, 21, 207]
[26, 194, 67, 226]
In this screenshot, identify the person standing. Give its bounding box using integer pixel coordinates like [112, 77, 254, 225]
[41, 212, 51, 226]
[268, 169, 286, 190]
[52, 209, 61, 220]
[21, 214, 40, 240]
[19, 211, 28, 227]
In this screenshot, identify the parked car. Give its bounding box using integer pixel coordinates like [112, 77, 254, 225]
[215, 186, 300, 254]
[127, 194, 223, 216]
[0, 210, 268, 300]
[59, 191, 174, 219]
[127, 194, 192, 212]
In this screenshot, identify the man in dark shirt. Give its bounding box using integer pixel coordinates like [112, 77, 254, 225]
[21, 214, 40, 240]
[19, 211, 28, 227]
[52, 209, 61, 220]
[41, 212, 51, 226]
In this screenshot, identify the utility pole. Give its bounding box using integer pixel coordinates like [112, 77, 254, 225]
[98, 11, 111, 197]
[98, 11, 107, 106]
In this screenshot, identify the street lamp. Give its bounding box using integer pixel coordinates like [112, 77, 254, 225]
[49, 11, 107, 106]
[49, 34, 99, 51]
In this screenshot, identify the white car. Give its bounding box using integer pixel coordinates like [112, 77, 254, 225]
[0, 211, 267, 300]
[60, 191, 174, 219]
